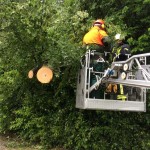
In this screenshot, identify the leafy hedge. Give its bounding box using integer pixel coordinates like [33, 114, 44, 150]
[0, 0, 150, 149]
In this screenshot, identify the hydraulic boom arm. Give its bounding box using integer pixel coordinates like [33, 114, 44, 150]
[90, 53, 150, 92]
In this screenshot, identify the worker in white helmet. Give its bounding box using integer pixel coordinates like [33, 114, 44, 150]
[106, 34, 131, 100]
[112, 33, 131, 61]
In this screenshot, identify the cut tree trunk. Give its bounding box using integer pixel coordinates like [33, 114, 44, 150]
[28, 65, 42, 79]
[36, 66, 53, 83]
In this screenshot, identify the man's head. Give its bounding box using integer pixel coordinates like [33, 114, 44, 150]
[93, 19, 105, 29]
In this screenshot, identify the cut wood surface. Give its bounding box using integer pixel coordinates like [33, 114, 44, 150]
[28, 65, 42, 79]
[28, 70, 34, 79]
[36, 66, 53, 83]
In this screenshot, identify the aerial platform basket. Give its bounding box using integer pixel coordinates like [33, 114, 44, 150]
[76, 50, 150, 112]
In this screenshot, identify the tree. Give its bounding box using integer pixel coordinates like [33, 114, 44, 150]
[0, 0, 150, 150]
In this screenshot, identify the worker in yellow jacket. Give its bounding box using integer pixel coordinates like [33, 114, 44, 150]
[83, 19, 110, 98]
[83, 19, 110, 52]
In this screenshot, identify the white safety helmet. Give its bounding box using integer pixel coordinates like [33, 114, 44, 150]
[115, 33, 124, 41]
[115, 34, 121, 40]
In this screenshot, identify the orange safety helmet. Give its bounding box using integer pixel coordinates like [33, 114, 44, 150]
[93, 19, 105, 29]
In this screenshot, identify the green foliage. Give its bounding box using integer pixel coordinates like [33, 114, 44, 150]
[0, 0, 150, 150]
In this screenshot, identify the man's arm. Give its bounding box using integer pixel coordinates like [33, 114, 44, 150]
[102, 36, 112, 52]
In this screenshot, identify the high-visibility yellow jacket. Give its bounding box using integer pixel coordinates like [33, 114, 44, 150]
[112, 43, 130, 61]
[83, 26, 108, 46]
